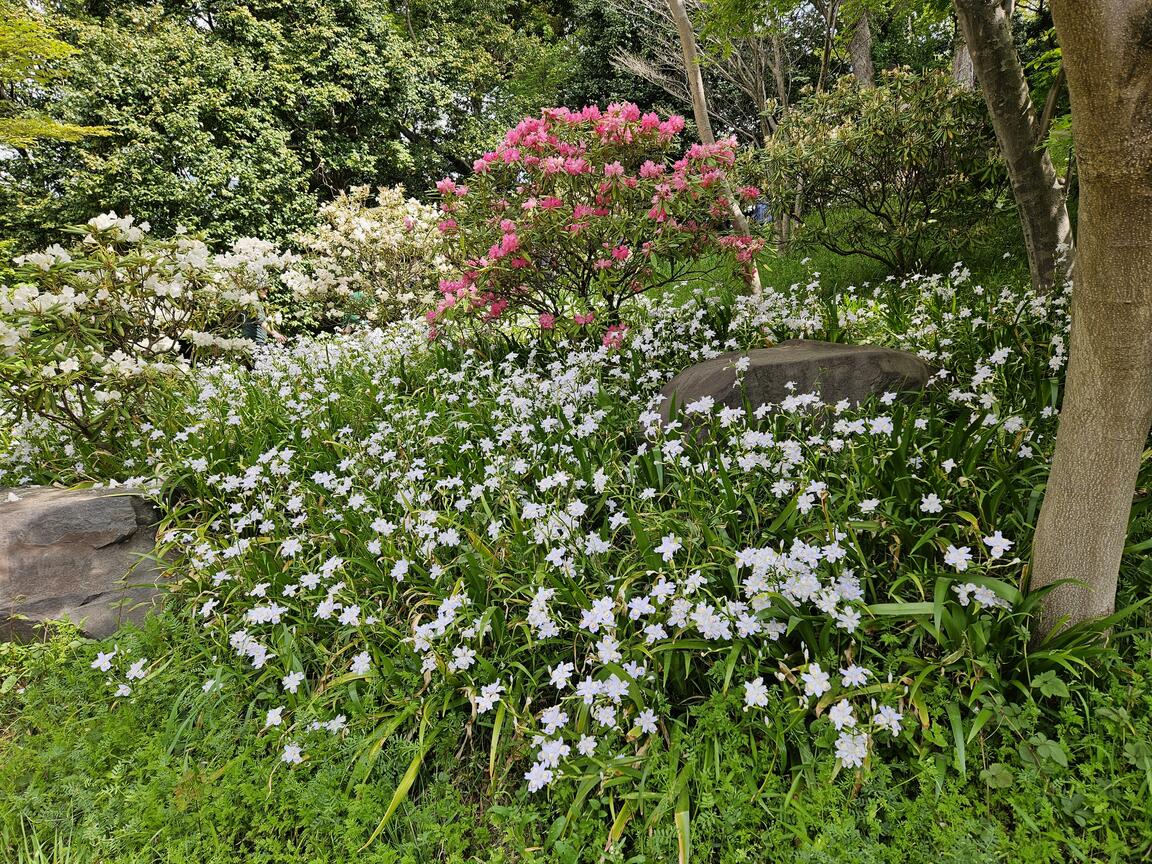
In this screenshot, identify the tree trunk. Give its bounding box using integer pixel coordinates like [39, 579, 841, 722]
[1030, 0, 1152, 634]
[953, 0, 1073, 291]
[814, 0, 840, 93]
[951, 29, 976, 90]
[768, 31, 792, 250]
[1037, 62, 1065, 142]
[848, 9, 875, 88]
[665, 0, 762, 293]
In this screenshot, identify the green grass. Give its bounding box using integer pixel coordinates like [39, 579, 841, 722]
[3, 619, 1152, 862]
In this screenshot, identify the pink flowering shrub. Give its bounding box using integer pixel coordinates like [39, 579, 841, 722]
[430, 103, 763, 335]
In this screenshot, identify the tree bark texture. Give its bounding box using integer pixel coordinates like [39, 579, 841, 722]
[953, 0, 1073, 291]
[848, 9, 875, 88]
[1031, 0, 1152, 633]
[665, 0, 762, 292]
[952, 31, 976, 89]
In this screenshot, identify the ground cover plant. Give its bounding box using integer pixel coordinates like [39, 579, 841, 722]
[3, 240, 1151, 859]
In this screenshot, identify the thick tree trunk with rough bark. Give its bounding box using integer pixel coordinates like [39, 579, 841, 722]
[665, 0, 762, 293]
[848, 9, 874, 88]
[953, 0, 1073, 291]
[1030, 1, 1152, 634]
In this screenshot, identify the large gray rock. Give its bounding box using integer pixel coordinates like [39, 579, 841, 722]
[0, 487, 167, 640]
[659, 340, 930, 424]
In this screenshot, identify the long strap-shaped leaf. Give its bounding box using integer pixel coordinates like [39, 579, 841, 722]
[359, 708, 434, 851]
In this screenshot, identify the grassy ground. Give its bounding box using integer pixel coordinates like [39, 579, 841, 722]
[3, 617, 1152, 863]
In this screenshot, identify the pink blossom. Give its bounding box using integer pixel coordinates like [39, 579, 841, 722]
[563, 157, 590, 175]
[603, 161, 625, 177]
[538, 313, 556, 330]
[611, 245, 631, 261]
[435, 178, 457, 196]
[639, 160, 664, 179]
[602, 324, 629, 349]
[658, 115, 686, 138]
[573, 312, 595, 326]
[437, 219, 457, 233]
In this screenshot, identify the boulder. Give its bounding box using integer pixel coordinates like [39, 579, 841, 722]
[0, 487, 167, 640]
[659, 339, 931, 425]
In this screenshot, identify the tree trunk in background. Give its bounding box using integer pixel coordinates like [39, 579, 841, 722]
[665, 0, 762, 293]
[951, 31, 976, 89]
[953, 0, 1073, 291]
[1031, 0, 1152, 634]
[848, 9, 874, 88]
[813, 0, 840, 93]
[769, 31, 793, 251]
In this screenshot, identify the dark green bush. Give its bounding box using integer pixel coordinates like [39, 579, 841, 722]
[761, 69, 1006, 272]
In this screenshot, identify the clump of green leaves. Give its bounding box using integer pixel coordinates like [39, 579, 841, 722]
[761, 69, 1005, 272]
[0, 1, 106, 148]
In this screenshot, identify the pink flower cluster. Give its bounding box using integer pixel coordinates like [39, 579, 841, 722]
[428, 103, 760, 331]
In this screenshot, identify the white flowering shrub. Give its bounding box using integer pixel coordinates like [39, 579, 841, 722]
[281, 185, 447, 330]
[2, 263, 1097, 832]
[0, 214, 294, 453]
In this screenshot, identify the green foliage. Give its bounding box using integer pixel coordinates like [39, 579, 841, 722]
[1, 5, 318, 248]
[0, 1, 106, 148]
[2, 621, 1151, 862]
[0, 0, 605, 250]
[760, 69, 1006, 272]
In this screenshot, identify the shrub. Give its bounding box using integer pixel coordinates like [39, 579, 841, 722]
[281, 185, 448, 331]
[429, 102, 763, 336]
[0, 213, 289, 451]
[760, 69, 1005, 272]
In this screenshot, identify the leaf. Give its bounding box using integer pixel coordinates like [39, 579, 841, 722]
[675, 783, 691, 864]
[488, 700, 505, 793]
[946, 701, 966, 778]
[359, 717, 436, 851]
[1031, 670, 1070, 699]
[1036, 739, 1068, 768]
[980, 763, 1014, 789]
[605, 799, 634, 852]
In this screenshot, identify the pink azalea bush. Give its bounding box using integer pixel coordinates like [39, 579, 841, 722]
[430, 103, 763, 336]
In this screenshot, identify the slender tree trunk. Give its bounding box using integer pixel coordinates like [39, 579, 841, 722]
[769, 32, 792, 251]
[1030, 0, 1152, 634]
[953, 0, 1073, 291]
[814, 0, 840, 93]
[1037, 62, 1065, 142]
[848, 9, 874, 88]
[665, 0, 762, 293]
